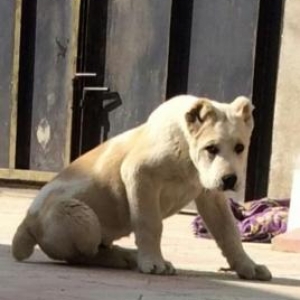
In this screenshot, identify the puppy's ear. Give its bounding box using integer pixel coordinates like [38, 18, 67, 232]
[185, 98, 215, 132]
[231, 96, 254, 128]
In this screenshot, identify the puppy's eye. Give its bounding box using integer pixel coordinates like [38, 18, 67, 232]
[205, 145, 219, 155]
[235, 143, 245, 154]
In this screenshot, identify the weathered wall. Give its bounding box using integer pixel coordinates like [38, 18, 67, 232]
[268, 0, 300, 197]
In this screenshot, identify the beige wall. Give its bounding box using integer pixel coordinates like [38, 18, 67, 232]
[268, 0, 300, 198]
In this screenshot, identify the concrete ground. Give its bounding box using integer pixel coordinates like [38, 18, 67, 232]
[0, 187, 300, 300]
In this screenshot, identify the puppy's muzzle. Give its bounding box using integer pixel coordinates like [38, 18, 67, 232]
[222, 174, 237, 191]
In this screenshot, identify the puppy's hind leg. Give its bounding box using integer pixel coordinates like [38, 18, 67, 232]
[40, 198, 137, 270]
[69, 245, 138, 270]
[39, 198, 101, 262]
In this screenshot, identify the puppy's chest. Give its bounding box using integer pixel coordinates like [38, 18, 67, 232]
[159, 178, 200, 217]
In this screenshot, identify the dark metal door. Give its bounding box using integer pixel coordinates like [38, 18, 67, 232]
[72, 0, 172, 158]
[0, 0, 80, 182]
[0, 0, 20, 169]
[0, 0, 283, 197]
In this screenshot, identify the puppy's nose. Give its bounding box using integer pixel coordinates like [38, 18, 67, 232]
[222, 174, 237, 191]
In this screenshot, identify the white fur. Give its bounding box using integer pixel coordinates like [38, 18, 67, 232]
[13, 95, 271, 281]
[29, 179, 91, 215]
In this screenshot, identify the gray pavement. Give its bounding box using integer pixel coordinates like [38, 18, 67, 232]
[0, 187, 300, 300]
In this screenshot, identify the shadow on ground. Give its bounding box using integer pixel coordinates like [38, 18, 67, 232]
[1, 244, 299, 300]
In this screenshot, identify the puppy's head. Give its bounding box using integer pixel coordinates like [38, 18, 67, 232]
[185, 96, 254, 192]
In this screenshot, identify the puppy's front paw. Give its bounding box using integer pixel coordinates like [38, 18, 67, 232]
[235, 261, 272, 281]
[138, 257, 176, 275]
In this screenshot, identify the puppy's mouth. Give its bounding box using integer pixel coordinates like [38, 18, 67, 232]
[222, 186, 236, 192]
[207, 184, 238, 193]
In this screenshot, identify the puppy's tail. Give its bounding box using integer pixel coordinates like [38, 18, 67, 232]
[12, 218, 36, 261]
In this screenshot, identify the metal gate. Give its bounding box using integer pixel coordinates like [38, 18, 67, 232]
[0, 0, 80, 182]
[0, 0, 283, 198]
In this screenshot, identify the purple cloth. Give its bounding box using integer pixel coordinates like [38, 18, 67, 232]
[193, 198, 289, 243]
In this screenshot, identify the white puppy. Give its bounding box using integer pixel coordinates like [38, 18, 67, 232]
[12, 95, 271, 281]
